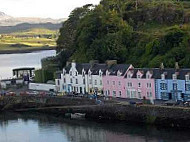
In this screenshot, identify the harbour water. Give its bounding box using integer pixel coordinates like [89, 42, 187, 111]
[0, 113, 190, 142]
[0, 50, 56, 79]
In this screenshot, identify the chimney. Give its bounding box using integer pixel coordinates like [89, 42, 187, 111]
[160, 63, 164, 70]
[175, 62, 179, 70]
[71, 60, 76, 68]
[106, 60, 117, 68]
[66, 61, 71, 66]
[89, 60, 99, 67]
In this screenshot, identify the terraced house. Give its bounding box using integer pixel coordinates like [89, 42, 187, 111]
[102, 61, 133, 98]
[124, 68, 158, 100]
[56, 60, 108, 95]
[55, 61, 190, 102]
[155, 66, 190, 101]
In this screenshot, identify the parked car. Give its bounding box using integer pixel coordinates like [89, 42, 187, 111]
[7, 92, 16, 96]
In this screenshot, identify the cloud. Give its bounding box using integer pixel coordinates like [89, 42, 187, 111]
[0, 0, 100, 18]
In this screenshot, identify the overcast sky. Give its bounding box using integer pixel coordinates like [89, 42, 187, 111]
[0, 0, 101, 19]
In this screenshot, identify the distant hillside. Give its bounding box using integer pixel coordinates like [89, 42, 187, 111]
[0, 23, 62, 34]
[0, 11, 66, 26]
[56, 0, 190, 69]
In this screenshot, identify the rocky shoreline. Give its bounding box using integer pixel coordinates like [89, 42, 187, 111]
[1, 96, 190, 129]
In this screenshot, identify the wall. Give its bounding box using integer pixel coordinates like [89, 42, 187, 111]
[29, 83, 56, 92]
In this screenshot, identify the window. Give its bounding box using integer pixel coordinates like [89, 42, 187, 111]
[75, 72, 78, 76]
[83, 79, 85, 85]
[57, 80, 60, 85]
[173, 74, 177, 80]
[161, 92, 168, 99]
[128, 74, 131, 78]
[160, 83, 167, 90]
[63, 71, 66, 76]
[146, 74, 150, 79]
[99, 72, 102, 77]
[138, 82, 141, 88]
[70, 78, 72, 83]
[100, 80, 102, 85]
[127, 90, 130, 98]
[118, 81, 121, 86]
[76, 79, 78, 84]
[113, 81, 115, 85]
[128, 82, 132, 87]
[149, 92, 152, 98]
[107, 80, 109, 85]
[108, 90, 110, 95]
[82, 72, 85, 77]
[186, 75, 190, 81]
[138, 92, 141, 99]
[113, 91, 116, 97]
[70, 71, 72, 76]
[186, 84, 190, 91]
[119, 91, 122, 97]
[147, 92, 150, 98]
[147, 83, 152, 88]
[64, 78, 66, 83]
[137, 75, 141, 79]
[173, 83, 177, 90]
[89, 79, 92, 84]
[131, 91, 136, 98]
[95, 80, 97, 85]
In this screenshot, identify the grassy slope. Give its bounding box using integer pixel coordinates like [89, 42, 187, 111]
[0, 28, 57, 51]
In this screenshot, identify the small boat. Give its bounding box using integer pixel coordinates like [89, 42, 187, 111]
[71, 113, 86, 119]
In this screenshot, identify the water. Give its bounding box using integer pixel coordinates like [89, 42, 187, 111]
[0, 113, 190, 142]
[0, 50, 56, 79]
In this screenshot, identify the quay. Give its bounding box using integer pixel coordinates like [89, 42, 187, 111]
[1, 96, 190, 129]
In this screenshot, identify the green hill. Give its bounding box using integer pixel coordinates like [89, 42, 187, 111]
[56, 0, 190, 68]
[0, 28, 57, 51]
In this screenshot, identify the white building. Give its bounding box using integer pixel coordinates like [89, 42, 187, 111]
[56, 61, 107, 95]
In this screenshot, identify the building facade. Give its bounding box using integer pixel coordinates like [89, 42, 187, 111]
[103, 64, 133, 98]
[124, 68, 157, 100]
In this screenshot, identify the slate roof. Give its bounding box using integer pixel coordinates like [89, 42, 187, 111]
[64, 62, 131, 76]
[108, 64, 131, 76]
[90, 64, 108, 75]
[126, 68, 190, 80]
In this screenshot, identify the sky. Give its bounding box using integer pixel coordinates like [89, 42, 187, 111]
[0, 0, 101, 19]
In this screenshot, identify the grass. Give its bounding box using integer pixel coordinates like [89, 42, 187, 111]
[0, 28, 58, 51]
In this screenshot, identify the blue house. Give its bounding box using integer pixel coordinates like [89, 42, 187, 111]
[155, 67, 190, 101]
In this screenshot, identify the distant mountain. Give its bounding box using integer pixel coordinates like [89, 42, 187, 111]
[0, 11, 66, 26]
[0, 23, 62, 34]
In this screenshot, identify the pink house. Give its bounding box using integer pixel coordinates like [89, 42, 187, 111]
[103, 64, 133, 98]
[125, 68, 158, 100]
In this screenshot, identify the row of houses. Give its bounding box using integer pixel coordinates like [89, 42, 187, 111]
[55, 60, 190, 101]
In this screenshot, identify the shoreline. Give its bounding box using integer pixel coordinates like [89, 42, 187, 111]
[0, 47, 56, 54]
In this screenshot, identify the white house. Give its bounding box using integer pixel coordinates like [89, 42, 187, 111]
[56, 61, 108, 95]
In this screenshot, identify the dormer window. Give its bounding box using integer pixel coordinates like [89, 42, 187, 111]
[186, 75, 190, 81]
[106, 71, 110, 76]
[146, 74, 151, 79]
[99, 71, 102, 77]
[69, 71, 72, 76]
[173, 74, 177, 80]
[137, 75, 141, 79]
[128, 74, 131, 78]
[75, 71, 78, 76]
[63, 70, 66, 76]
[161, 74, 165, 80]
[82, 71, 85, 77]
[88, 71, 91, 77]
[117, 71, 121, 76]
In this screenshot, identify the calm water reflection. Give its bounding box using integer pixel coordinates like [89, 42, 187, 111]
[0, 113, 189, 142]
[0, 50, 56, 79]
